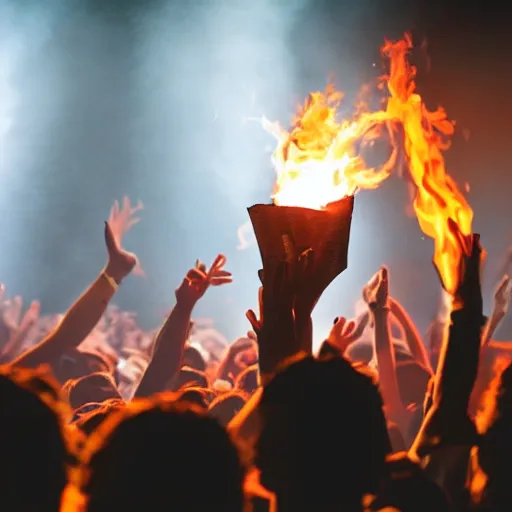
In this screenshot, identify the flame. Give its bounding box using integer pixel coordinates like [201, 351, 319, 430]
[263, 34, 473, 294]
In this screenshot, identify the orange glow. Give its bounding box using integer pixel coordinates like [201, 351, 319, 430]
[263, 34, 473, 294]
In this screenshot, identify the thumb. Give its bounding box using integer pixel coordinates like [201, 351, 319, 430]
[246, 309, 262, 334]
[104, 221, 118, 254]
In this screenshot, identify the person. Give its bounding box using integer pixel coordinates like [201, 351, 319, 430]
[255, 355, 391, 511]
[0, 366, 73, 512]
[80, 397, 245, 511]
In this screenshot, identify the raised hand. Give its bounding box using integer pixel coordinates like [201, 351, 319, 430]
[104, 222, 139, 285]
[107, 196, 144, 276]
[363, 266, 389, 310]
[18, 301, 40, 333]
[493, 274, 511, 317]
[452, 230, 484, 312]
[327, 316, 359, 354]
[175, 254, 232, 310]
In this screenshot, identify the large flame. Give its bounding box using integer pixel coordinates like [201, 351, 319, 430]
[263, 34, 473, 294]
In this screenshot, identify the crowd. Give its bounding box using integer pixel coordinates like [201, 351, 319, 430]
[1, 196, 512, 511]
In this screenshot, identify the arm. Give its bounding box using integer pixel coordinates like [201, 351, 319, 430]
[481, 275, 510, 347]
[411, 234, 483, 458]
[12, 223, 137, 369]
[389, 297, 433, 374]
[366, 268, 407, 423]
[0, 301, 40, 363]
[13, 198, 142, 369]
[134, 255, 231, 398]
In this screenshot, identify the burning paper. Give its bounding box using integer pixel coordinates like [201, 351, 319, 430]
[260, 34, 473, 295]
[248, 196, 354, 291]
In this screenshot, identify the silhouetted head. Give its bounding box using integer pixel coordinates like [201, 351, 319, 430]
[209, 391, 247, 427]
[53, 348, 115, 384]
[369, 452, 451, 512]
[476, 362, 512, 505]
[235, 364, 259, 394]
[63, 371, 122, 410]
[256, 355, 390, 510]
[82, 396, 244, 511]
[72, 398, 126, 436]
[171, 366, 209, 391]
[0, 366, 72, 511]
[174, 386, 213, 410]
[183, 345, 206, 371]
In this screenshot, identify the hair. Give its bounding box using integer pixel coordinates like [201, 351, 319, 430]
[72, 398, 126, 436]
[209, 391, 247, 427]
[235, 364, 259, 394]
[256, 355, 391, 507]
[63, 371, 122, 410]
[81, 395, 245, 512]
[183, 345, 206, 371]
[171, 366, 209, 391]
[0, 366, 73, 511]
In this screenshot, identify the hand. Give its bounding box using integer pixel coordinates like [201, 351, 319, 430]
[452, 230, 484, 312]
[363, 266, 389, 311]
[493, 275, 511, 317]
[175, 254, 232, 309]
[18, 300, 40, 332]
[246, 260, 295, 338]
[104, 221, 139, 284]
[246, 260, 298, 376]
[327, 316, 358, 353]
[1, 295, 23, 330]
[108, 196, 144, 276]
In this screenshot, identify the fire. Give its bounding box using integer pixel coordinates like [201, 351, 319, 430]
[263, 34, 473, 294]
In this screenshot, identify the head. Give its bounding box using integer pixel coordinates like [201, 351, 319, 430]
[0, 366, 72, 511]
[256, 355, 390, 509]
[476, 361, 512, 502]
[63, 372, 122, 410]
[171, 366, 209, 391]
[370, 453, 451, 512]
[53, 348, 115, 384]
[209, 391, 247, 427]
[72, 398, 126, 436]
[235, 364, 259, 395]
[183, 345, 206, 371]
[173, 386, 213, 410]
[82, 397, 245, 511]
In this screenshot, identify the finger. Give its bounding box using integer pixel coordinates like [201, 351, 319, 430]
[209, 277, 233, 286]
[195, 260, 207, 272]
[122, 196, 130, 213]
[104, 221, 119, 254]
[208, 254, 227, 279]
[210, 269, 232, 278]
[497, 274, 511, 295]
[246, 309, 262, 333]
[342, 320, 357, 339]
[381, 266, 388, 281]
[113, 200, 120, 219]
[299, 248, 314, 272]
[127, 217, 141, 229]
[131, 199, 144, 214]
[187, 268, 208, 281]
[247, 330, 257, 341]
[258, 286, 264, 325]
[132, 261, 145, 277]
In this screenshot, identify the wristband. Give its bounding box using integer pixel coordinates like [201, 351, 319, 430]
[102, 271, 119, 291]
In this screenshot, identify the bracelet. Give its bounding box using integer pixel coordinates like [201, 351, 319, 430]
[370, 303, 390, 312]
[102, 272, 119, 292]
